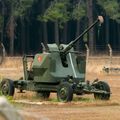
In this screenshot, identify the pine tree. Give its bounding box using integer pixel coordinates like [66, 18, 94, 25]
[97, 0, 120, 46]
[5, 0, 34, 55]
[38, 0, 70, 45]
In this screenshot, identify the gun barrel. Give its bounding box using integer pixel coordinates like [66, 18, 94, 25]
[62, 16, 103, 54]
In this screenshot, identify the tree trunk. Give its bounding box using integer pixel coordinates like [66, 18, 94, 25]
[20, 18, 25, 54]
[118, 25, 120, 50]
[9, 16, 15, 56]
[1, 1, 5, 43]
[43, 22, 48, 44]
[106, 16, 109, 44]
[42, 0, 48, 44]
[76, 20, 80, 50]
[87, 0, 94, 55]
[26, 21, 30, 54]
[113, 21, 117, 50]
[55, 21, 59, 45]
[63, 23, 67, 44]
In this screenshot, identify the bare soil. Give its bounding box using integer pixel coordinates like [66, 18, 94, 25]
[1, 57, 120, 120]
[14, 74, 120, 120]
[20, 104, 120, 120]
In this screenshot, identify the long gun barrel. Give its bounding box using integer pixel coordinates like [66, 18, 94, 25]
[61, 16, 104, 54]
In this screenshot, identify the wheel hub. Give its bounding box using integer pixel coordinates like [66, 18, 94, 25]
[60, 88, 67, 99]
[2, 84, 9, 95]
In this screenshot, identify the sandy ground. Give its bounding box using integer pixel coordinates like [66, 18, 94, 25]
[20, 104, 120, 120]
[1, 57, 120, 120]
[12, 74, 120, 120]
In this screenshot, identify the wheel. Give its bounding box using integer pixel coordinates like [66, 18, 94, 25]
[57, 82, 73, 102]
[0, 79, 15, 96]
[94, 81, 110, 100]
[36, 91, 50, 99]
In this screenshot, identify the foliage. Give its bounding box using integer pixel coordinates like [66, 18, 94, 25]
[38, 0, 70, 26]
[72, 1, 86, 20]
[97, 0, 120, 22]
[15, 0, 34, 17]
[7, 0, 34, 17]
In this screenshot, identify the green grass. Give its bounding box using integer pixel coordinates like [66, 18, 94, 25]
[48, 98, 58, 102]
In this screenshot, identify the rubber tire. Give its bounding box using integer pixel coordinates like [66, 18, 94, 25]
[36, 91, 50, 99]
[0, 79, 15, 96]
[94, 81, 110, 100]
[57, 82, 73, 102]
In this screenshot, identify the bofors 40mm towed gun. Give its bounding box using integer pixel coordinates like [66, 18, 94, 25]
[0, 16, 111, 102]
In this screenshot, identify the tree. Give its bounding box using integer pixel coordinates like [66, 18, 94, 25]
[5, 0, 34, 55]
[0, 14, 4, 41]
[41, 0, 48, 45]
[97, 0, 120, 45]
[97, 0, 120, 22]
[38, 0, 70, 45]
[72, 0, 86, 50]
[72, 0, 86, 21]
[0, 0, 5, 43]
[86, 0, 94, 55]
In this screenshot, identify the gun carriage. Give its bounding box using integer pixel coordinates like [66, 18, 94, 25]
[0, 16, 110, 102]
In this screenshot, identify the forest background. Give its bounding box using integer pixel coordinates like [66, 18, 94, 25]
[0, 0, 120, 56]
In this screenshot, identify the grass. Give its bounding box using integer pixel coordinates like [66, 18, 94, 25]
[48, 98, 58, 102]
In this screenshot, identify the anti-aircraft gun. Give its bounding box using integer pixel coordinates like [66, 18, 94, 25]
[0, 16, 111, 102]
